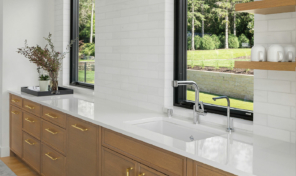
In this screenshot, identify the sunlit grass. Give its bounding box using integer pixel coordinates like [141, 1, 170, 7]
[78, 70, 95, 84]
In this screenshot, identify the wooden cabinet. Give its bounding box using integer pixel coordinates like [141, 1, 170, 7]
[138, 164, 167, 176]
[187, 159, 235, 176]
[66, 116, 98, 176]
[23, 132, 41, 173]
[10, 94, 22, 108]
[10, 106, 23, 157]
[41, 144, 66, 176]
[42, 106, 67, 128]
[23, 112, 41, 139]
[22, 99, 42, 116]
[102, 147, 137, 176]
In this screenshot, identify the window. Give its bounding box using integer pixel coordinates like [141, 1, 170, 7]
[174, 0, 254, 121]
[71, 0, 95, 89]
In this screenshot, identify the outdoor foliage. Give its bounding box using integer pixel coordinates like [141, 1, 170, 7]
[81, 43, 95, 57]
[194, 35, 202, 49]
[211, 34, 221, 49]
[201, 35, 215, 50]
[228, 34, 239, 49]
[238, 34, 250, 48]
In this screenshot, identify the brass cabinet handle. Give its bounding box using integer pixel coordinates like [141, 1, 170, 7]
[72, 124, 88, 132]
[126, 167, 133, 176]
[25, 139, 35, 146]
[25, 118, 35, 123]
[45, 128, 58, 135]
[11, 99, 19, 103]
[45, 113, 58, 119]
[25, 105, 35, 110]
[45, 153, 58, 161]
[11, 111, 19, 115]
[138, 173, 145, 176]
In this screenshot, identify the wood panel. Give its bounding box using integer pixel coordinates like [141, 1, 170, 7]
[10, 106, 23, 157]
[101, 147, 137, 176]
[235, 61, 296, 71]
[66, 116, 98, 176]
[10, 94, 23, 108]
[23, 112, 41, 140]
[23, 132, 41, 173]
[41, 144, 66, 176]
[187, 159, 236, 176]
[41, 120, 66, 155]
[22, 99, 42, 117]
[102, 128, 187, 176]
[235, 0, 296, 14]
[42, 106, 66, 129]
[138, 164, 167, 176]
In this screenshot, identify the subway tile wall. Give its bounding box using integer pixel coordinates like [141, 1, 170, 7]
[254, 12, 296, 143]
[95, 0, 174, 112]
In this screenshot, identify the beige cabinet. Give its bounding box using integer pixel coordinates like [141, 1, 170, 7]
[10, 106, 23, 157]
[23, 132, 41, 173]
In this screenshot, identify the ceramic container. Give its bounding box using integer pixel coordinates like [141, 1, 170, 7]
[39, 80, 50, 91]
[267, 44, 284, 62]
[251, 45, 266, 62]
[284, 45, 296, 62]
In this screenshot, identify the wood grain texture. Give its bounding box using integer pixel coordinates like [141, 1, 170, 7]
[0, 155, 40, 176]
[41, 144, 66, 176]
[10, 94, 23, 108]
[235, 0, 296, 14]
[138, 164, 167, 176]
[22, 99, 42, 117]
[187, 159, 236, 176]
[22, 132, 41, 173]
[66, 116, 97, 176]
[102, 128, 187, 176]
[235, 61, 296, 71]
[42, 106, 67, 129]
[23, 112, 41, 140]
[41, 120, 66, 155]
[10, 105, 23, 157]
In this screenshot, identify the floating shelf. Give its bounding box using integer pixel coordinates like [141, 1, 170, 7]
[235, 61, 296, 71]
[235, 0, 296, 15]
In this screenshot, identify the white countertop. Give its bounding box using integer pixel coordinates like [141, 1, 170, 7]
[8, 90, 296, 176]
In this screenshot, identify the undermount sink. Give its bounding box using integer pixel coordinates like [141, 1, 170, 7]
[125, 117, 226, 143]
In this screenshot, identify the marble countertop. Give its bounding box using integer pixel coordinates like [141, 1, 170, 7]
[8, 90, 295, 176]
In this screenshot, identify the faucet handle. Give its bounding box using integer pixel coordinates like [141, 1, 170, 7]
[199, 101, 207, 116]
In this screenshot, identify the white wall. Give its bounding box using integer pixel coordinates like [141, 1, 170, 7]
[0, 0, 55, 157]
[253, 13, 296, 143]
[95, 0, 174, 112]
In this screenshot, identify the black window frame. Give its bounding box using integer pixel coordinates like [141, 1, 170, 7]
[70, 0, 94, 90]
[174, 0, 253, 121]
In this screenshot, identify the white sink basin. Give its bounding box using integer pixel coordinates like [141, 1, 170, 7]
[126, 117, 226, 143]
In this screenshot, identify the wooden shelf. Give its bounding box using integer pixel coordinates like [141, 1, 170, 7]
[235, 61, 296, 71]
[235, 0, 296, 15]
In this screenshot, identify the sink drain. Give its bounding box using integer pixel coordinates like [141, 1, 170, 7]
[189, 135, 194, 141]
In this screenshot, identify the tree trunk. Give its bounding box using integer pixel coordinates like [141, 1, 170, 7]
[90, 2, 94, 43]
[225, 10, 229, 49]
[234, 12, 236, 36]
[202, 3, 204, 37]
[191, 3, 195, 50]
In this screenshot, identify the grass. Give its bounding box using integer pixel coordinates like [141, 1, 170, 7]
[79, 59, 95, 62]
[187, 90, 253, 111]
[187, 49, 251, 61]
[78, 70, 95, 84]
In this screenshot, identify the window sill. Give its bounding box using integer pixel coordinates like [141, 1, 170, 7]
[63, 84, 94, 97]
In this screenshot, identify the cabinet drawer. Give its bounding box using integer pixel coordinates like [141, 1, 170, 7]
[42, 106, 66, 128]
[23, 132, 41, 173]
[10, 94, 22, 107]
[138, 164, 167, 176]
[102, 128, 187, 176]
[10, 106, 23, 157]
[23, 112, 41, 139]
[41, 144, 66, 176]
[41, 120, 66, 155]
[22, 99, 41, 117]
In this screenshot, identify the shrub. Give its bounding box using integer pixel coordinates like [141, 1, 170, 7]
[211, 34, 221, 49]
[228, 34, 239, 49]
[194, 35, 202, 49]
[201, 35, 215, 50]
[81, 43, 95, 57]
[238, 34, 250, 48]
[187, 36, 192, 50]
[219, 35, 225, 48]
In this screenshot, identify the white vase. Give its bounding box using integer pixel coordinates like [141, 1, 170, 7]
[267, 44, 284, 62]
[39, 80, 50, 91]
[284, 45, 296, 62]
[251, 45, 266, 62]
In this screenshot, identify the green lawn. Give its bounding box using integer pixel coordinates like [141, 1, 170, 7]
[187, 49, 251, 61]
[187, 90, 253, 111]
[79, 59, 95, 62]
[78, 70, 95, 84]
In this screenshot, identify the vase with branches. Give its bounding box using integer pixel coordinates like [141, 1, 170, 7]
[17, 33, 75, 94]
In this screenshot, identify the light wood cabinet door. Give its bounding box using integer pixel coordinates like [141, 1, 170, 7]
[10, 106, 23, 157]
[41, 144, 66, 176]
[66, 116, 97, 176]
[102, 147, 137, 176]
[23, 112, 41, 140]
[23, 132, 41, 173]
[138, 164, 167, 176]
[10, 94, 22, 108]
[23, 99, 42, 117]
[187, 159, 236, 176]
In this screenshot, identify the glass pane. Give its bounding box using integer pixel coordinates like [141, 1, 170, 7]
[186, 0, 254, 111]
[79, 0, 95, 84]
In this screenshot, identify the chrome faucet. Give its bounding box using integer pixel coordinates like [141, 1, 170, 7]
[173, 81, 207, 124]
[212, 96, 234, 133]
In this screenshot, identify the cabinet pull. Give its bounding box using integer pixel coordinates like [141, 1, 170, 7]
[25, 118, 35, 123]
[45, 153, 58, 161]
[11, 111, 19, 115]
[45, 128, 58, 135]
[72, 124, 88, 132]
[25, 139, 35, 146]
[126, 167, 133, 176]
[11, 99, 19, 103]
[25, 105, 35, 110]
[45, 113, 57, 119]
[138, 173, 145, 176]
